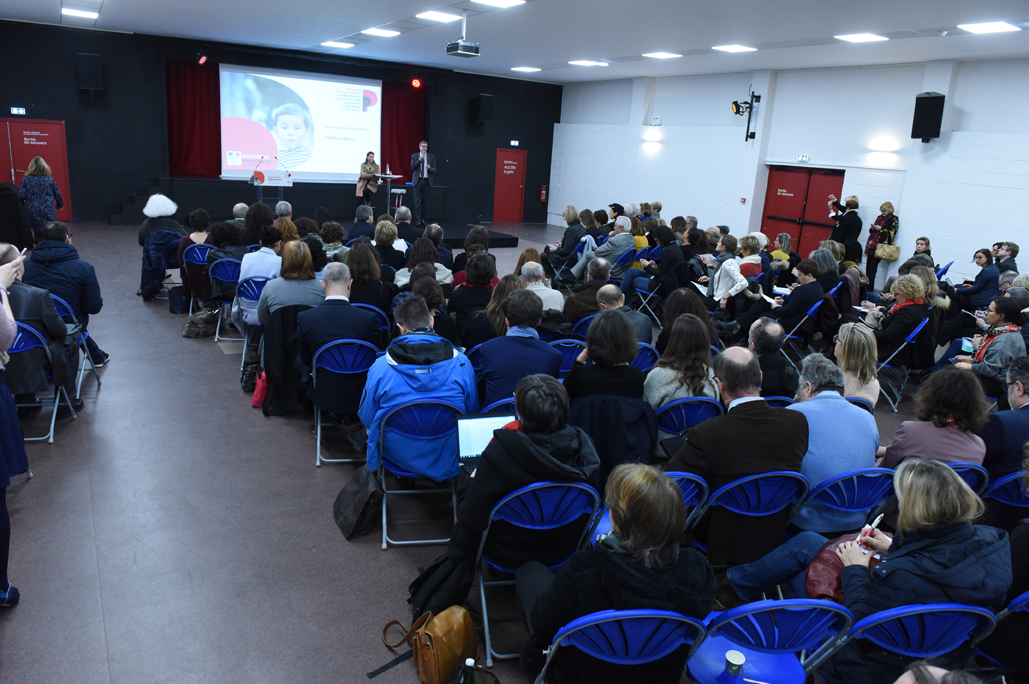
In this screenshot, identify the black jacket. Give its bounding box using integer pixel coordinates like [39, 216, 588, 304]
[555, 223, 587, 261]
[997, 257, 1018, 275]
[140, 230, 183, 300]
[138, 216, 184, 247]
[569, 393, 657, 485]
[643, 243, 684, 282]
[522, 541, 715, 683]
[563, 280, 606, 325]
[349, 279, 397, 314]
[775, 281, 824, 333]
[822, 522, 1011, 684]
[6, 280, 74, 394]
[0, 182, 33, 250]
[23, 240, 103, 325]
[829, 203, 861, 243]
[378, 245, 407, 271]
[758, 352, 799, 399]
[447, 284, 494, 329]
[262, 304, 314, 416]
[875, 302, 925, 366]
[348, 220, 376, 241]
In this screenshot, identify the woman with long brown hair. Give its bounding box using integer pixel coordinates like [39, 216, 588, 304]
[645, 314, 718, 409]
[256, 240, 325, 323]
[656, 287, 721, 353]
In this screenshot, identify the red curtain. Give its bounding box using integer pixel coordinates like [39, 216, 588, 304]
[381, 82, 426, 183]
[166, 59, 220, 177]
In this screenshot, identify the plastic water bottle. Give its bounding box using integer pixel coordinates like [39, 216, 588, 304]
[456, 658, 476, 683]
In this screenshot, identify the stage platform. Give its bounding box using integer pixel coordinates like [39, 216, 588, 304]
[436, 221, 518, 250]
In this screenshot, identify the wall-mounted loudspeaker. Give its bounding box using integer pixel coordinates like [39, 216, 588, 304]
[475, 94, 494, 122]
[911, 91, 945, 142]
[77, 53, 104, 91]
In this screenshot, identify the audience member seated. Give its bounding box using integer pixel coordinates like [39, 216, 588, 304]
[229, 202, 248, 229]
[137, 193, 184, 247]
[346, 241, 397, 313]
[867, 274, 926, 366]
[358, 295, 477, 476]
[543, 206, 586, 278]
[274, 217, 299, 243]
[303, 236, 329, 280]
[512, 247, 542, 279]
[619, 225, 684, 302]
[242, 201, 275, 246]
[996, 241, 1019, 274]
[835, 322, 880, 406]
[517, 463, 715, 682]
[461, 274, 524, 349]
[582, 208, 605, 242]
[520, 261, 563, 313]
[788, 354, 878, 534]
[295, 263, 381, 419]
[320, 222, 348, 263]
[878, 367, 989, 467]
[654, 287, 721, 353]
[256, 241, 325, 325]
[373, 221, 405, 271]
[394, 238, 453, 288]
[453, 225, 494, 274]
[697, 234, 747, 316]
[645, 313, 719, 419]
[393, 206, 420, 243]
[953, 296, 1027, 409]
[0, 243, 80, 413]
[294, 217, 320, 241]
[596, 284, 652, 344]
[274, 200, 292, 221]
[411, 276, 458, 347]
[417, 224, 453, 269]
[563, 258, 610, 325]
[748, 317, 799, 399]
[565, 310, 645, 401]
[240, 226, 282, 283]
[205, 221, 249, 303]
[391, 263, 438, 311]
[449, 253, 497, 330]
[176, 208, 210, 281]
[979, 356, 1029, 480]
[477, 290, 562, 408]
[23, 221, 107, 367]
[348, 205, 376, 241]
[810, 248, 841, 295]
[664, 347, 807, 565]
[574, 216, 637, 282]
[952, 248, 1000, 315]
[722, 459, 1011, 684]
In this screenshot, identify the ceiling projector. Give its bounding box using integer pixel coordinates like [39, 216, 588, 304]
[447, 40, 480, 57]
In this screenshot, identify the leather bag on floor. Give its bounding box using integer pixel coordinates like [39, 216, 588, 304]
[382, 607, 478, 684]
[332, 465, 383, 540]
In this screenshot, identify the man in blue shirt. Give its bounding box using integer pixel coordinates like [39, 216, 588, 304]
[979, 356, 1029, 480]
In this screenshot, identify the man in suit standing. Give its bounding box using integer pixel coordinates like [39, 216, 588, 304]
[664, 347, 808, 565]
[296, 262, 382, 421]
[410, 140, 436, 227]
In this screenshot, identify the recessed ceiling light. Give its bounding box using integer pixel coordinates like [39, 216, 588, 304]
[362, 28, 400, 37]
[321, 41, 354, 49]
[957, 21, 1021, 34]
[569, 60, 605, 66]
[712, 45, 757, 52]
[416, 11, 462, 22]
[834, 33, 889, 42]
[511, 67, 541, 72]
[472, 0, 525, 7]
[61, 7, 99, 19]
[643, 52, 682, 59]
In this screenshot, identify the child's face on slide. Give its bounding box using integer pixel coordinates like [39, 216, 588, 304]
[275, 114, 308, 148]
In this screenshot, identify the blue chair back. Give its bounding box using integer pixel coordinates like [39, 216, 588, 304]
[948, 462, 990, 495]
[997, 590, 1029, 622]
[312, 340, 379, 382]
[248, 244, 261, 253]
[983, 470, 1029, 507]
[466, 343, 484, 371]
[635, 247, 650, 261]
[352, 303, 390, 332]
[209, 258, 242, 286]
[571, 314, 597, 339]
[828, 281, 843, 296]
[665, 472, 709, 511]
[800, 468, 895, 514]
[614, 248, 636, 267]
[936, 261, 954, 278]
[846, 397, 874, 413]
[481, 398, 517, 415]
[905, 317, 930, 345]
[763, 396, 795, 408]
[701, 471, 809, 520]
[544, 610, 705, 678]
[10, 323, 47, 355]
[835, 604, 996, 661]
[654, 398, 724, 436]
[380, 400, 464, 478]
[550, 339, 586, 373]
[649, 246, 663, 260]
[710, 345, 721, 359]
[631, 343, 659, 372]
[184, 243, 214, 266]
[786, 299, 825, 337]
[235, 276, 269, 304]
[50, 294, 77, 322]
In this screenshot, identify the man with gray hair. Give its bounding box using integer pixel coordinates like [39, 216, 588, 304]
[748, 317, 799, 399]
[520, 261, 564, 313]
[978, 355, 1029, 485]
[394, 205, 420, 243]
[787, 353, 879, 533]
[685, 216, 698, 231]
[564, 257, 611, 324]
[418, 223, 452, 268]
[349, 204, 376, 241]
[296, 262, 383, 420]
[999, 270, 1018, 293]
[231, 203, 248, 228]
[596, 283, 652, 344]
[574, 215, 636, 281]
[274, 201, 292, 219]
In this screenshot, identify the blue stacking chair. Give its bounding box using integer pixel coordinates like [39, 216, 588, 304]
[234, 276, 270, 368]
[936, 261, 955, 279]
[50, 294, 100, 400]
[590, 472, 709, 545]
[687, 599, 853, 683]
[806, 603, 997, 672]
[983, 470, 1029, 507]
[312, 340, 379, 467]
[763, 396, 796, 408]
[379, 400, 465, 550]
[535, 609, 706, 684]
[466, 343, 484, 371]
[654, 398, 724, 436]
[788, 468, 895, 527]
[635, 246, 650, 262]
[209, 258, 243, 342]
[948, 462, 991, 495]
[990, 590, 1029, 629]
[634, 279, 664, 327]
[553, 242, 585, 292]
[710, 345, 721, 358]
[649, 245, 663, 260]
[475, 481, 601, 665]
[571, 313, 597, 340]
[877, 317, 930, 412]
[846, 397, 874, 413]
[352, 303, 391, 335]
[481, 398, 517, 415]
[183, 242, 214, 314]
[691, 472, 809, 540]
[550, 339, 586, 374]
[248, 244, 261, 253]
[607, 248, 637, 286]
[780, 299, 825, 370]
[631, 343, 660, 372]
[378, 263, 397, 282]
[9, 322, 77, 443]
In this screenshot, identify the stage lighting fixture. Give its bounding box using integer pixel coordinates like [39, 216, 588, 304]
[197, 48, 209, 65]
[731, 93, 761, 140]
[412, 78, 422, 88]
[731, 100, 750, 116]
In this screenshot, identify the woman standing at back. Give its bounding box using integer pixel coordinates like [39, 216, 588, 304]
[18, 157, 63, 244]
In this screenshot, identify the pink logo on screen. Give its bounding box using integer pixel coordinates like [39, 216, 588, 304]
[221, 117, 278, 169]
[363, 90, 378, 112]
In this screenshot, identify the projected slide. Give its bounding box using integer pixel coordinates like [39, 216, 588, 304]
[219, 64, 381, 183]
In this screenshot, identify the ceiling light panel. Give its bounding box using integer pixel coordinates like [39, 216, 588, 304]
[511, 67, 541, 72]
[320, 41, 354, 48]
[712, 45, 757, 52]
[472, 0, 525, 7]
[834, 33, 889, 42]
[569, 60, 606, 66]
[957, 21, 1021, 34]
[62, 7, 99, 18]
[416, 11, 462, 22]
[361, 28, 400, 37]
[643, 52, 682, 59]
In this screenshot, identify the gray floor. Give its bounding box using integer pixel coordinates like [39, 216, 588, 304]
[0, 221, 917, 683]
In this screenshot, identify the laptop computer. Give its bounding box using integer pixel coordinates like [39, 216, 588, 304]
[456, 413, 517, 474]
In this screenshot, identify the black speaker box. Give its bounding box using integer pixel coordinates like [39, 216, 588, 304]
[911, 91, 945, 141]
[475, 94, 494, 122]
[77, 53, 104, 91]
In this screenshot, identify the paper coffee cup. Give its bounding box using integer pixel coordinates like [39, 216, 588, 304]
[725, 650, 745, 677]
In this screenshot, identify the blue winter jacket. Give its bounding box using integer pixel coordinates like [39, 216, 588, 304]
[957, 264, 1000, 308]
[359, 332, 478, 480]
[23, 240, 103, 325]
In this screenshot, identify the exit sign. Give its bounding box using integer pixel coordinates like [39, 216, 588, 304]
[10, 107, 26, 115]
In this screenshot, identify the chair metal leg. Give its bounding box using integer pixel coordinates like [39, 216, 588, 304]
[315, 408, 322, 466]
[381, 468, 389, 550]
[214, 306, 223, 343]
[479, 569, 495, 667]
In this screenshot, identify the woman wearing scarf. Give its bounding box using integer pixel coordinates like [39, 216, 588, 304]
[872, 274, 926, 366]
[955, 295, 1028, 409]
[863, 201, 899, 286]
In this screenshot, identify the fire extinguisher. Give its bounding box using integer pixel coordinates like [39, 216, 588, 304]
[540, 184, 548, 203]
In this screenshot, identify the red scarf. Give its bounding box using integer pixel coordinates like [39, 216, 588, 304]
[975, 323, 1021, 363]
[890, 298, 923, 313]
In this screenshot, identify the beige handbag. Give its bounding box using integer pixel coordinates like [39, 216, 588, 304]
[874, 243, 900, 261]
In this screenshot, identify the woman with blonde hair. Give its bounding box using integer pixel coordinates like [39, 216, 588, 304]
[835, 323, 880, 406]
[650, 200, 662, 219]
[864, 201, 899, 286]
[866, 274, 925, 364]
[723, 457, 1010, 684]
[544, 206, 586, 278]
[373, 220, 405, 271]
[17, 156, 64, 242]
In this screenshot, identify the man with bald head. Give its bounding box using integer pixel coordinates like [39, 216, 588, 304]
[748, 316, 799, 398]
[231, 203, 248, 229]
[596, 284, 652, 344]
[664, 346, 807, 566]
